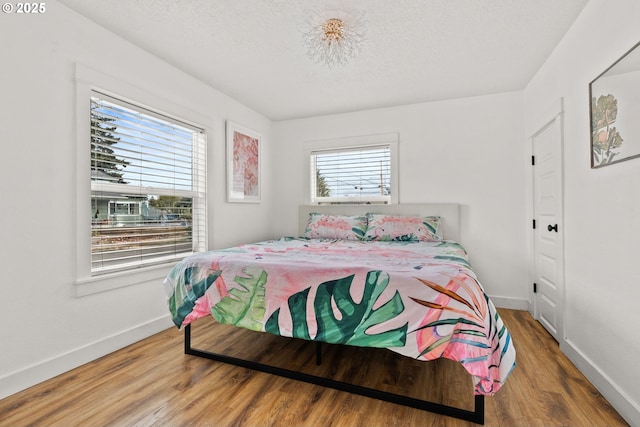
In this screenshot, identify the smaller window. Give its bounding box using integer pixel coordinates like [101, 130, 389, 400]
[306, 133, 398, 205]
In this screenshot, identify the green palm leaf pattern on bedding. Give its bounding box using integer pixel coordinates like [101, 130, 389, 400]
[211, 267, 267, 332]
[433, 241, 472, 269]
[265, 271, 408, 348]
[352, 223, 368, 240]
[169, 267, 221, 327]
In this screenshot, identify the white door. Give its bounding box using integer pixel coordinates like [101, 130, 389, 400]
[531, 111, 564, 342]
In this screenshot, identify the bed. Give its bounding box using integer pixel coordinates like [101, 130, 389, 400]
[163, 204, 516, 424]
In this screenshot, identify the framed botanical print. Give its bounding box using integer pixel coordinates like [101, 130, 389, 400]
[226, 121, 261, 202]
[590, 41, 640, 168]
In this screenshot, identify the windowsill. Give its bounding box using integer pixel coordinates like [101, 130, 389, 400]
[73, 262, 176, 297]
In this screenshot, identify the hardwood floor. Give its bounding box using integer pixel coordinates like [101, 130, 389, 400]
[0, 309, 629, 427]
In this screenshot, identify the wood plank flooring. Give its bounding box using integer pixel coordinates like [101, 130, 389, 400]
[0, 309, 629, 427]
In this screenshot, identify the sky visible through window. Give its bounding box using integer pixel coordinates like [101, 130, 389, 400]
[91, 96, 197, 192]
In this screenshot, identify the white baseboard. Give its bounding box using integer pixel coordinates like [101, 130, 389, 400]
[490, 295, 529, 311]
[0, 315, 173, 400]
[562, 338, 640, 427]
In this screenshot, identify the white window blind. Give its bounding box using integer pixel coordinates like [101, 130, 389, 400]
[90, 92, 206, 275]
[311, 145, 391, 204]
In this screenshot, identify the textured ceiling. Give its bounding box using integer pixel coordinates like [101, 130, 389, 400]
[58, 0, 589, 120]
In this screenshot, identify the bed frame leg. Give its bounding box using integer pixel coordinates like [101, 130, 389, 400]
[316, 342, 322, 365]
[184, 324, 192, 355]
[475, 395, 485, 425]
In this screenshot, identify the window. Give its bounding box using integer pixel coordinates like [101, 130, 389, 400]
[89, 92, 206, 275]
[306, 133, 398, 205]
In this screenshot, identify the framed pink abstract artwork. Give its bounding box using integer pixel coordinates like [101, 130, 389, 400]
[226, 121, 261, 202]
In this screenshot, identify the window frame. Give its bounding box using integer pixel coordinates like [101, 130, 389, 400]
[89, 91, 206, 276]
[74, 64, 208, 296]
[303, 133, 399, 205]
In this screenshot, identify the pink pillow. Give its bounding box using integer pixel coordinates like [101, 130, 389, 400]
[365, 214, 441, 241]
[303, 214, 368, 240]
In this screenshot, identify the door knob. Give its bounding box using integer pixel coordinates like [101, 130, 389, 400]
[548, 224, 558, 232]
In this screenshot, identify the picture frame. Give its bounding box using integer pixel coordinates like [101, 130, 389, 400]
[226, 121, 261, 203]
[589, 40, 640, 168]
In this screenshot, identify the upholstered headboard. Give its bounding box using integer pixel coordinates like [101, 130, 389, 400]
[298, 203, 460, 242]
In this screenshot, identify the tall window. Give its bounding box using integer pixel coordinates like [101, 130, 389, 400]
[310, 144, 393, 205]
[90, 92, 206, 275]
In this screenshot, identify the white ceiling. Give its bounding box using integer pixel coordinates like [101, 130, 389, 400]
[58, 0, 589, 121]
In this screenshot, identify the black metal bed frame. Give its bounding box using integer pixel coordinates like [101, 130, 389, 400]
[184, 323, 485, 424]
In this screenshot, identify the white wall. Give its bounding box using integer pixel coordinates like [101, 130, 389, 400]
[272, 92, 529, 308]
[524, 0, 640, 424]
[0, 0, 272, 399]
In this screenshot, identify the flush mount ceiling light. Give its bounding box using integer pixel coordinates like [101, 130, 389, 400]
[302, 10, 366, 67]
